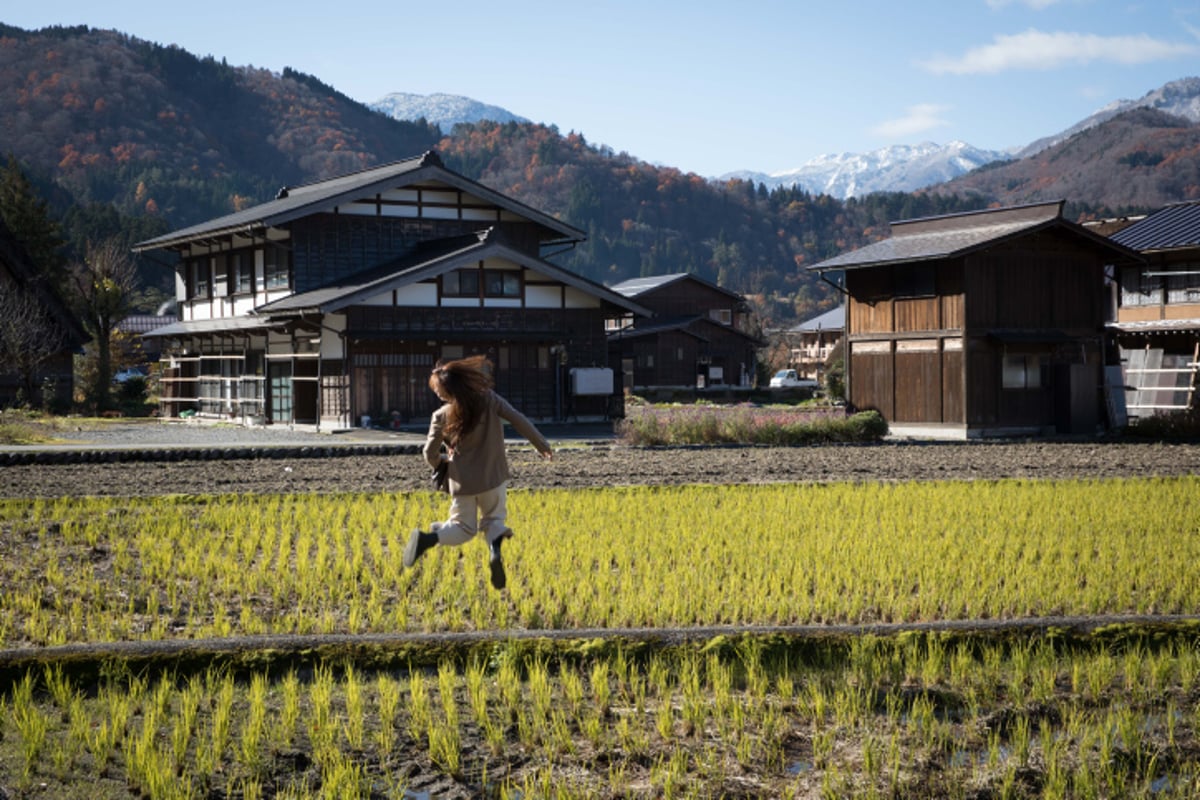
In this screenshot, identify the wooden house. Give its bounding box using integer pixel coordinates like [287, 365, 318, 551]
[134, 151, 649, 429]
[785, 305, 844, 383]
[1106, 201, 1200, 420]
[0, 218, 87, 409]
[808, 201, 1142, 438]
[605, 273, 762, 395]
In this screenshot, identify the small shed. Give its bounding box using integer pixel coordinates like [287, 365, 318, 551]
[809, 201, 1142, 438]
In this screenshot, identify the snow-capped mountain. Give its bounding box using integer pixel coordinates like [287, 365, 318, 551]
[370, 92, 529, 131]
[1017, 76, 1200, 158]
[721, 141, 1013, 200]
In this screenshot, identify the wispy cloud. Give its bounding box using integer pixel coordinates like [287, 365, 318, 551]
[985, 0, 1065, 9]
[871, 104, 951, 138]
[920, 29, 1196, 74]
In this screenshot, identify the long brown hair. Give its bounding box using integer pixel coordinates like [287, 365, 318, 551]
[428, 355, 494, 444]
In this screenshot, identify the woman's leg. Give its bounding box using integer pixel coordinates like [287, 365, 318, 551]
[478, 484, 510, 544]
[435, 494, 478, 546]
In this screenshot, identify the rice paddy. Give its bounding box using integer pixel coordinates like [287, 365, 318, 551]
[1, 476, 1199, 797]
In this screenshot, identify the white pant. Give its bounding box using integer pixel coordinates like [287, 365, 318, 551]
[432, 483, 510, 546]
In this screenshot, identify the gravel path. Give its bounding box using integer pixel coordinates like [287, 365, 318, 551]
[1, 421, 1198, 497]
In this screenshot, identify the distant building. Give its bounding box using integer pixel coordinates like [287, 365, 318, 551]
[606, 273, 761, 396]
[784, 305, 844, 383]
[1105, 201, 1200, 421]
[809, 201, 1142, 439]
[134, 151, 647, 428]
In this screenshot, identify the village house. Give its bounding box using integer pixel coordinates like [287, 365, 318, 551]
[604, 273, 761, 397]
[808, 200, 1142, 438]
[784, 305, 844, 384]
[1104, 200, 1200, 420]
[135, 151, 649, 429]
[0, 218, 87, 409]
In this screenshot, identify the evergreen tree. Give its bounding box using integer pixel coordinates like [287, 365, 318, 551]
[0, 154, 69, 297]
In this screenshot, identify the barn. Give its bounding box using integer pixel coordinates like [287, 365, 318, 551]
[808, 201, 1142, 438]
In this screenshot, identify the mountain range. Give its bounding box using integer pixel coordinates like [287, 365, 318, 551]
[370, 92, 530, 131]
[372, 79, 1200, 200]
[2, 22, 1199, 324]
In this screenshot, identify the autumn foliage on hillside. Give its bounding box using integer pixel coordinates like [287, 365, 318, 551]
[924, 108, 1200, 215]
[2, 24, 1194, 325]
[0, 24, 440, 227]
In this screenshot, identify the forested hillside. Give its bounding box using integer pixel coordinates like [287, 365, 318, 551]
[1, 24, 1194, 325]
[925, 108, 1200, 212]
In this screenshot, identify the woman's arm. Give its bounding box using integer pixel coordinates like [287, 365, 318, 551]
[494, 393, 553, 459]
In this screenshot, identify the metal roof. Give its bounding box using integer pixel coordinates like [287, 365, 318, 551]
[790, 305, 844, 332]
[133, 151, 584, 251]
[609, 271, 744, 301]
[1109, 201, 1200, 252]
[808, 200, 1140, 272]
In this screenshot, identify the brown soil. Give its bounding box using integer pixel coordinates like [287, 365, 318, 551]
[1, 439, 1198, 498]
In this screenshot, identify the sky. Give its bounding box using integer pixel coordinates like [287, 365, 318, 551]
[5, 0, 1200, 178]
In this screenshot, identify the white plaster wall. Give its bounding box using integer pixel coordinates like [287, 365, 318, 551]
[526, 285, 562, 308]
[320, 314, 346, 359]
[564, 287, 600, 308]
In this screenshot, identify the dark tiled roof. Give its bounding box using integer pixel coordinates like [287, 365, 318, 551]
[1109, 201, 1200, 251]
[808, 200, 1140, 272]
[607, 315, 710, 342]
[134, 151, 584, 251]
[256, 228, 651, 317]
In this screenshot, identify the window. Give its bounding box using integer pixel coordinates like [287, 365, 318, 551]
[189, 258, 210, 299]
[894, 264, 936, 298]
[1002, 354, 1042, 390]
[264, 247, 289, 290]
[231, 252, 252, 294]
[484, 270, 521, 297]
[709, 308, 733, 325]
[442, 269, 479, 297]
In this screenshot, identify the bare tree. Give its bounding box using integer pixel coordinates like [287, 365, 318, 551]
[0, 281, 67, 406]
[71, 238, 138, 408]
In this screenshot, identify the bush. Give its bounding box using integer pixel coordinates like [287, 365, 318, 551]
[617, 404, 887, 446]
[1125, 408, 1200, 441]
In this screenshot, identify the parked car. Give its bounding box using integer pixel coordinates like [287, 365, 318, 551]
[769, 369, 819, 390]
[113, 368, 148, 383]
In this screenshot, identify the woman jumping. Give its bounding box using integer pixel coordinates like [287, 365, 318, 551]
[404, 355, 553, 589]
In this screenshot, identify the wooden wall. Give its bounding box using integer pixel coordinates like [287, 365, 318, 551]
[843, 231, 1108, 431]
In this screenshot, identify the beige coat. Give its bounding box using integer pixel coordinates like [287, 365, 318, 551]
[423, 391, 551, 496]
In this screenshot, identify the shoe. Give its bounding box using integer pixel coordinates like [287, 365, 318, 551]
[489, 535, 508, 590]
[404, 528, 436, 568]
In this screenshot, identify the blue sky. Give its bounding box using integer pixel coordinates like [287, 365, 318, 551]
[5, 0, 1199, 177]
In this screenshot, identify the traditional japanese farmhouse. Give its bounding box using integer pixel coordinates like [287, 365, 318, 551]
[0, 217, 87, 409]
[135, 151, 648, 428]
[605, 273, 761, 396]
[808, 201, 1142, 438]
[1106, 200, 1200, 420]
[785, 305, 844, 383]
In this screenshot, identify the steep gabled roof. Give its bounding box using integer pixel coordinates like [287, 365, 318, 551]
[133, 151, 584, 252]
[789, 305, 844, 333]
[1109, 200, 1200, 252]
[610, 272, 746, 302]
[255, 227, 650, 317]
[808, 200, 1141, 272]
